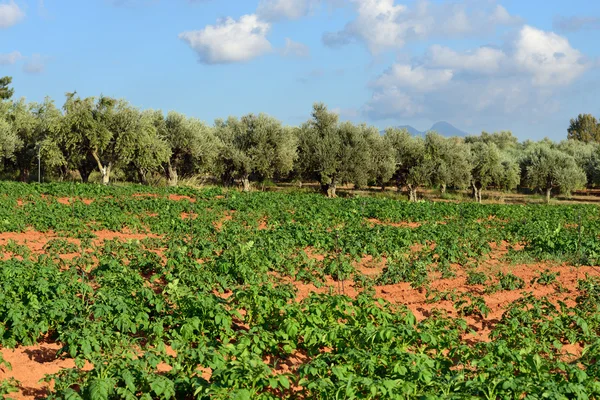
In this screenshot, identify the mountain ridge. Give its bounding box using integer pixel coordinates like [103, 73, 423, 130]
[382, 121, 470, 137]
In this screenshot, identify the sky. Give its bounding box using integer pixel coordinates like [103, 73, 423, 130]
[1, 0, 599, 140]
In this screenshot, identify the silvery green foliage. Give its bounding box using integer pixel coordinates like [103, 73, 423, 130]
[162, 111, 219, 186]
[215, 113, 297, 190]
[297, 103, 378, 196]
[523, 142, 587, 201]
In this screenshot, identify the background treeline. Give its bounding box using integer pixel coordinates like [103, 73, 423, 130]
[1, 76, 599, 203]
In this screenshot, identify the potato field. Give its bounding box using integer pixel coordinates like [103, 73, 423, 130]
[1, 182, 600, 399]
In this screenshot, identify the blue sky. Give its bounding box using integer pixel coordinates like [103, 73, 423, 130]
[1, 0, 599, 140]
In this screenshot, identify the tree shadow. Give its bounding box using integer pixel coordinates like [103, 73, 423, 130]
[20, 386, 49, 399]
[24, 346, 58, 363]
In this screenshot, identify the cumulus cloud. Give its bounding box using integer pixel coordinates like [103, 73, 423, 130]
[371, 64, 453, 92]
[553, 16, 600, 33]
[0, 51, 22, 65]
[427, 45, 506, 73]
[257, 0, 317, 21]
[364, 25, 589, 120]
[0, 1, 24, 28]
[281, 38, 310, 57]
[513, 26, 588, 86]
[179, 14, 273, 64]
[322, 0, 520, 54]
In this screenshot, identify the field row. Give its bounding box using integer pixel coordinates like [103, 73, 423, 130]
[1, 183, 600, 399]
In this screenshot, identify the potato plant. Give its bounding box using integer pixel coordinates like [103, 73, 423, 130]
[0, 183, 598, 398]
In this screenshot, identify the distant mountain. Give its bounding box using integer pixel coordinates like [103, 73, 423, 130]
[395, 125, 423, 136]
[382, 121, 470, 137]
[429, 121, 469, 137]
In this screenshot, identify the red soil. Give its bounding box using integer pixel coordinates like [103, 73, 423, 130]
[0, 342, 92, 400]
[285, 247, 599, 344]
[168, 194, 196, 202]
[55, 198, 94, 205]
[213, 212, 234, 231]
[0, 229, 160, 257]
[366, 218, 421, 228]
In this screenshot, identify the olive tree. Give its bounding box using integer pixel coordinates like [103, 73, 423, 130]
[7, 98, 50, 181]
[470, 142, 504, 203]
[297, 104, 374, 197]
[466, 131, 519, 151]
[31, 98, 63, 182]
[215, 113, 297, 191]
[384, 127, 427, 201]
[424, 133, 471, 194]
[0, 104, 22, 163]
[60, 93, 112, 183]
[91, 99, 171, 185]
[567, 114, 600, 143]
[368, 132, 396, 190]
[523, 143, 586, 203]
[557, 139, 598, 186]
[126, 110, 171, 184]
[162, 112, 218, 187]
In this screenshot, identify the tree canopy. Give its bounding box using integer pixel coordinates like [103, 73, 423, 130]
[567, 114, 600, 143]
[0, 77, 14, 100]
[1, 77, 599, 203]
[523, 143, 587, 203]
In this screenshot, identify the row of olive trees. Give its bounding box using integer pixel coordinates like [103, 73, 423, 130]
[0, 79, 594, 202]
[298, 104, 589, 203]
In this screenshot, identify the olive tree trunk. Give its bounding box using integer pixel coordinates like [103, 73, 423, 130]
[327, 182, 337, 198]
[101, 165, 111, 185]
[407, 184, 418, 202]
[138, 168, 148, 185]
[92, 150, 111, 185]
[242, 175, 251, 192]
[546, 187, 552, 204]
[321, 182, 337, 198]
[472, 182, 482, 204]
[166, 161, 178, 187]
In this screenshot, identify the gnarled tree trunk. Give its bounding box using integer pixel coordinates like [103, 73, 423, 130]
[327, 182, 337, 198]
[546, 187, 552, 204]
[101, 165, 111, 185]
[472, 182, 482, 204]
[441, 183, 447, 195]
[407, 184, 418, 202]
[92, 150, 111, 185]
[166, 161, 178, 187]
[138, 168, 148, 185]
[242, 175, 251, 192]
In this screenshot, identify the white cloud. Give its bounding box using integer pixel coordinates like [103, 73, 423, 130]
[257, 0, 316, 21]
[0, 1, 24, 29]
[372, 64, 453, 92]
[323, 0, 520, 54]
[281, 38, 310, 57]
[513, 25, 588, 86]
[427, 45, 506, 73]
[364, 87, 424, 118]
[0, 51, 22, 65]
[179, 14, 272, 64]
[364, 25, 590, 121]
[489, 4, 520, 25]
